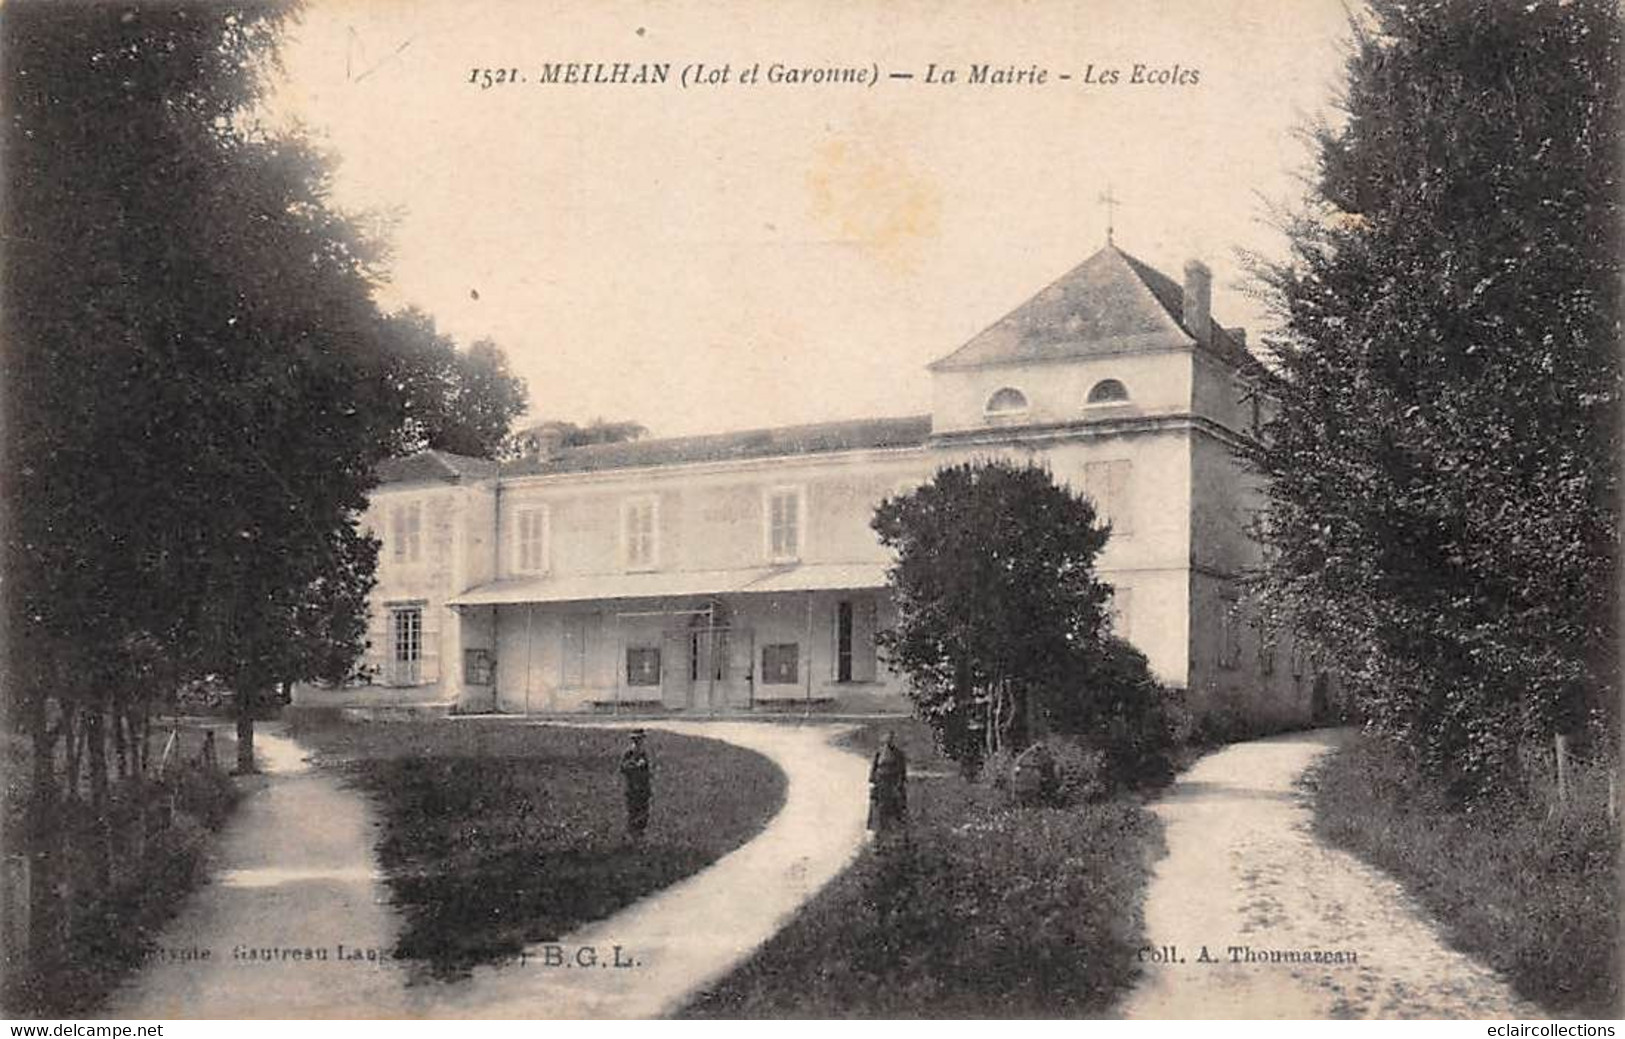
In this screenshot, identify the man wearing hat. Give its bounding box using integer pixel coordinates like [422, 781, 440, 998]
[619, 729, 653, 840]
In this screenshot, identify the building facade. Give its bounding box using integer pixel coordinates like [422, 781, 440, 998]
[341, 243, 1316, 728]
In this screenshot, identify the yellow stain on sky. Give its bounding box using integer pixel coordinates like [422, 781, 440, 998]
[807, 138, 944, 275]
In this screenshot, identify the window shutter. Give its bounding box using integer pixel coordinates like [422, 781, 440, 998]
[853, 596, 878, 682]
[391, 506, 406, 562]
[1109, 461, 1133, 534]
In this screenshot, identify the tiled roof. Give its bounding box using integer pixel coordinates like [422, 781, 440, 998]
[377, 449, 499, 485]
[502, 414, 933, 477]
[930, 244, 1264, 374]
[1118, 250, 1263, 373]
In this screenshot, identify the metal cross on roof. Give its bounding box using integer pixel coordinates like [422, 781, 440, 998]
[1098, 185, 1122, 244]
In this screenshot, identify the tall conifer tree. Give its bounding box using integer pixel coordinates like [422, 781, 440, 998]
[1253, 0, 1620, 797]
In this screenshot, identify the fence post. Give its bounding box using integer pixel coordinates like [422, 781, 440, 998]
[2, 854, 30, 968]
[1555, 732, 1571, 809]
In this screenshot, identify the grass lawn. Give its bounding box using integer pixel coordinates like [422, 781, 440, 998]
[679, 718, 1165, 1018]
[1307, 733, 1619, 1017]
[290, 717, 787, 979]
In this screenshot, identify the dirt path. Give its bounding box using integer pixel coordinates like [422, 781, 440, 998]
[408, 720, 870, 1018]
[107, 719, 868, 1019]
[105, 725, 409, 1018]
[1117, 729, 1545, 1020]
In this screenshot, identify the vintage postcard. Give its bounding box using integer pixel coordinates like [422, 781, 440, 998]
[3, 0, 1617, 1024]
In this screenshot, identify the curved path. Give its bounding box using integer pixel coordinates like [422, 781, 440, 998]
[409, 720, 870, 1018]
[1117, 729, 1544, 1020]
[107, 719, 868, 1019]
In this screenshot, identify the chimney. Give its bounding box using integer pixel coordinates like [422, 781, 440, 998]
[1183, 259, 1212, 348]
[522, 421, 571, 461]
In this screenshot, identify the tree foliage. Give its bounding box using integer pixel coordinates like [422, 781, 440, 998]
[872, 462, 1115, 769]
[381, 308, 528, 459]
[1252, 0, 1620, 798]
[1, 0, 527, 999]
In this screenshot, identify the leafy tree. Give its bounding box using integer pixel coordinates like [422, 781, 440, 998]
[872, 461, 1114, 769]
[381, 308, 528, 459]
[1251, 0, 1620, 799]
[2, 0, 528, 996]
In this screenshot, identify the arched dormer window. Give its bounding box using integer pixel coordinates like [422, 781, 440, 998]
[1086, 378, 1130, 404]
[984, 387, 1029, 416]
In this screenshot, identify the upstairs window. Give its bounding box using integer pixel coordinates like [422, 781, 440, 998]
[985, 387, 1029, 417]
[622, 497, 659, 570]
[1087, 378, 1130, 404]
[515, 506, 550, 574]
[1110, 586, 1133, 639]
[765, 486, 803, 562]
[390, 502, 422, 564]
[1081, 460, 1133, 535]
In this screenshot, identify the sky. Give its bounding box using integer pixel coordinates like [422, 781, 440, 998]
[271, 0, 1354, 438]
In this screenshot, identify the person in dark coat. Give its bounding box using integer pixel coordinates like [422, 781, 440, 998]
[867, 730, 908, 835]
[620, 729, 652, 840]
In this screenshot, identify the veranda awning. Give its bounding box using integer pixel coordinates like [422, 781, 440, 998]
[736, 562, 890, 593]
[446, 561, 890, 607]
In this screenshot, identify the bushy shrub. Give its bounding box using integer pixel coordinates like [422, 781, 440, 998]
[985, 740, 1110, 805]
[722, 797, 1161, 1017]
[1046, 637, 1185, 791]
[1051, 742, 1111, 804]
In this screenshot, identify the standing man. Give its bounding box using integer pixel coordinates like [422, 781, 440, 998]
[867, 730, 908, 836]
[620, 729, 652, 841]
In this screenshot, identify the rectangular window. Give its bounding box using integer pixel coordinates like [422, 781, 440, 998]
[765, 487, 802, 562]
[391, 502, 422, 563]
[836, 601, 853, 682]
[762, 643, 799, 685]
[1082, 460, 1133, 535]
[626, 646, 661, 686]
[1219, 601, 1241, 670]
[1111, 586, 1133, 639]
[622, 497, 659, 570]
[390, 605, 422, 685]
[516, 506, 550, 574]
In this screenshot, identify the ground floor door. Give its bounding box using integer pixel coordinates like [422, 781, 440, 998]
[659, 630, 689, 710]
[658, 625, 751, 710]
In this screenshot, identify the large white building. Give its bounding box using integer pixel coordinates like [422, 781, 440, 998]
[336, 242, 1317, 729]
